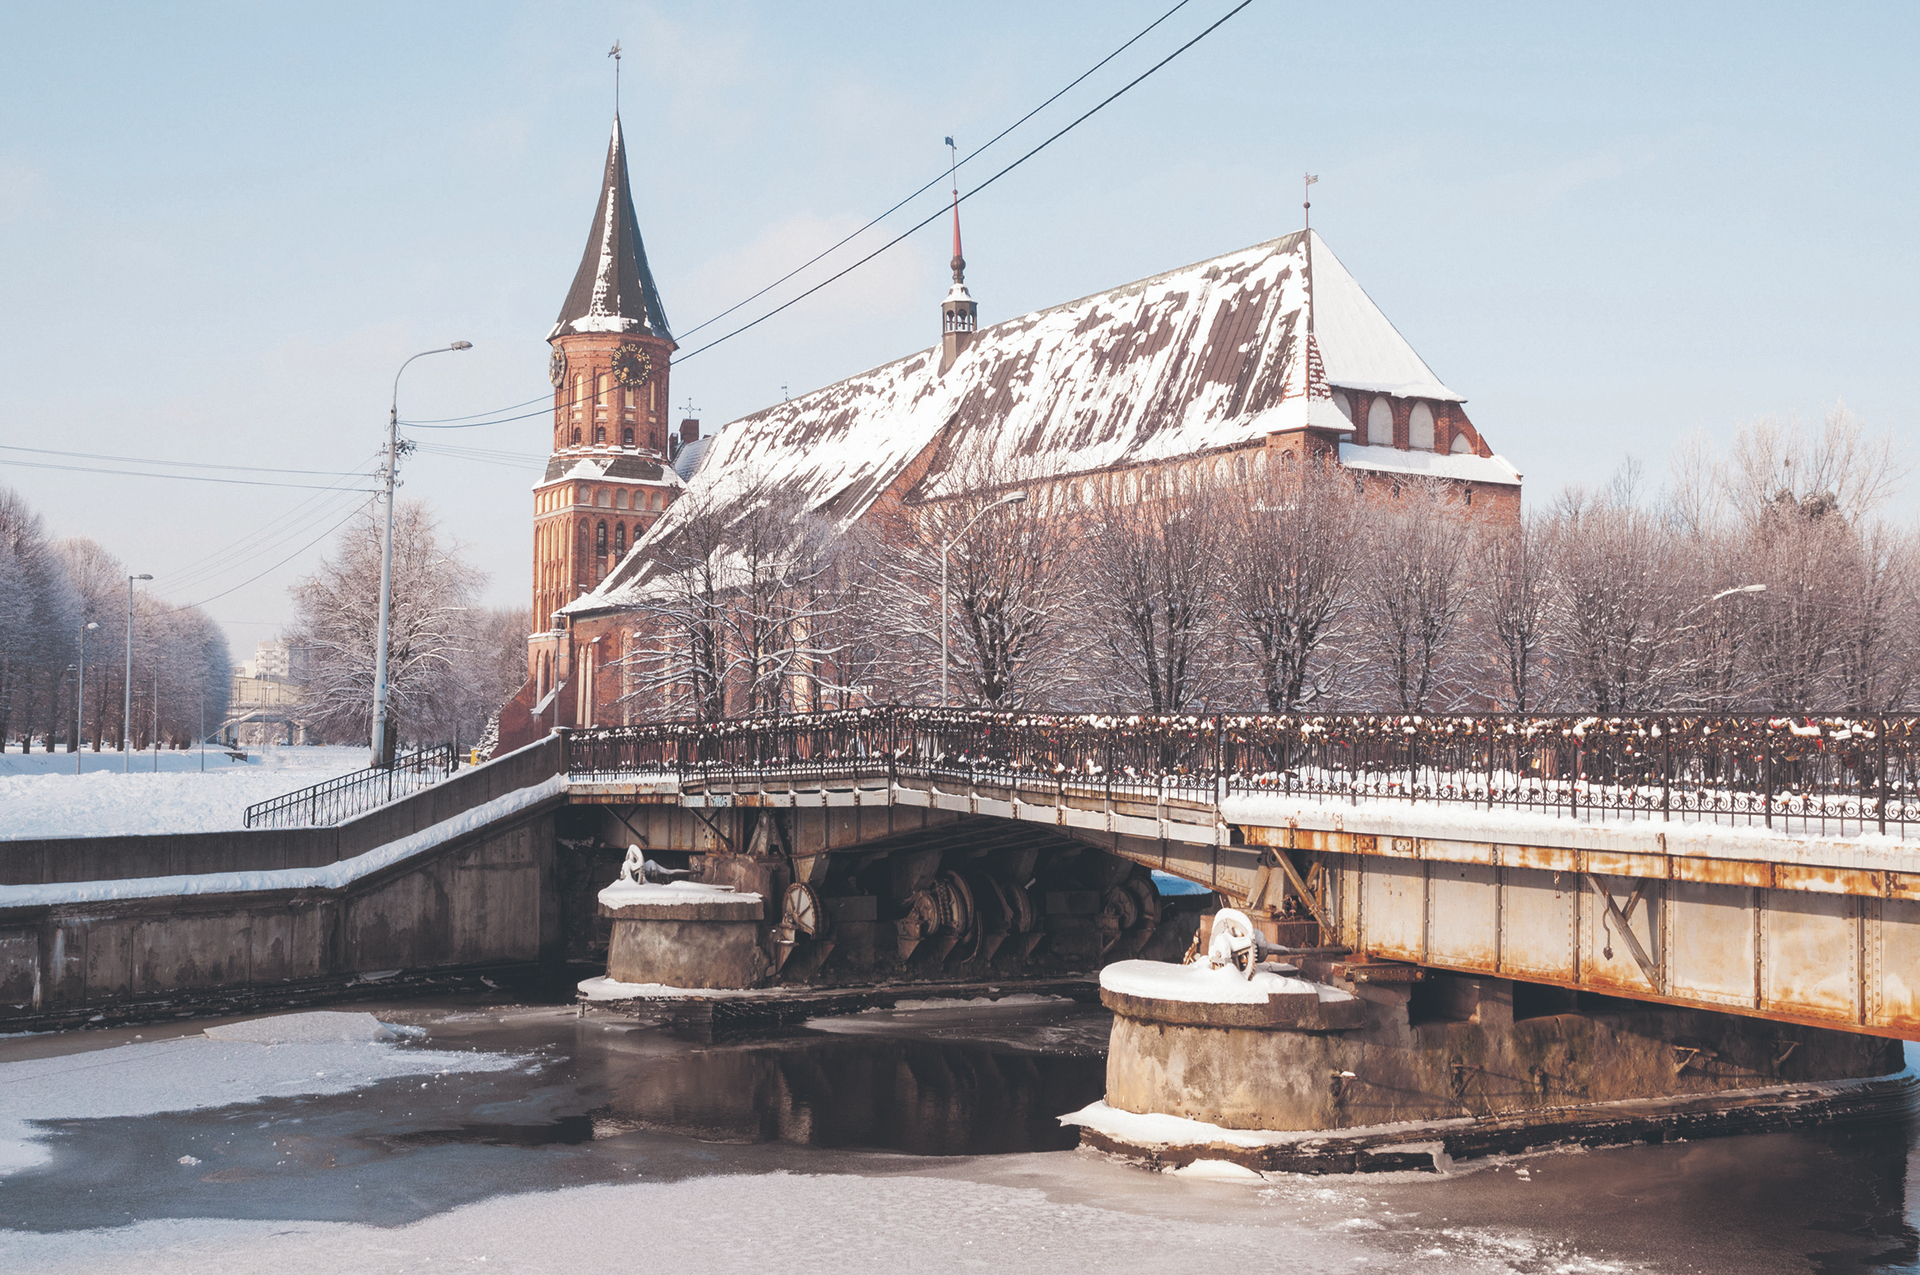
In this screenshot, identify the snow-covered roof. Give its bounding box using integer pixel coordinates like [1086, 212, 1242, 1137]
[578, 229, 1495, 612]
[1338, 442, 1521, 487]
[549, 116, 672, 342]
[671, 433, 714, 482]
[536, 449, 683, 490]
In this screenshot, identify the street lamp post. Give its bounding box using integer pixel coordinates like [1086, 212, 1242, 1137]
[939, 491, 1026, 709]
[75, 620, 98, 775]
[371, 341, 472, 768]
[124, 573, 151, 773]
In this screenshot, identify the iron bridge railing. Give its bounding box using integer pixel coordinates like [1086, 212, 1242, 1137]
[243, 743, 459, 830]
[562, 708, 1920, 841]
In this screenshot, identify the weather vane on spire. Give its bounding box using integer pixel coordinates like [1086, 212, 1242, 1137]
[945, 136, 965, 284]
[609, 41, 622, 115]
[1303, 172, 1318, 231]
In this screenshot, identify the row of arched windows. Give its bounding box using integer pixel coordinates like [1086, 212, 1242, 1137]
[1333, 391, 1475, 454]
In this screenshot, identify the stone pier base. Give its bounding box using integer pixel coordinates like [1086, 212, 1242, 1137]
[1087, 960, 1910, 1172]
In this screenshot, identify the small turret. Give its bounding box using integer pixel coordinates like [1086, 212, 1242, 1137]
[939, 138, 978, 374]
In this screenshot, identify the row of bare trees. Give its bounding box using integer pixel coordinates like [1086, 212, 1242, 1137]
[0, 485, 233, 751]
[288, 501, 528, 749]
[614, 407, 1919, 721]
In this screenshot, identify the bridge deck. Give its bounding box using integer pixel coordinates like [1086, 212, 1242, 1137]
[567, 767, 1920, 1040]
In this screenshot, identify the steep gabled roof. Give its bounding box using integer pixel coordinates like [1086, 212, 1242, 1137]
[576, 230, 1494, 612]
[550, 117, 673, 342]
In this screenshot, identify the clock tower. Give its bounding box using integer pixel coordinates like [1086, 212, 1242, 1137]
[529, 114, 682, 695]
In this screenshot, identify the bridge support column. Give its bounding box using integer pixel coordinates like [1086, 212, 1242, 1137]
[1075, 961, 1911, 1174]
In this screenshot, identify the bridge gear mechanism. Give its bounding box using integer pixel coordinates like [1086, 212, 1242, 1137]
[773, 882, 832, 975]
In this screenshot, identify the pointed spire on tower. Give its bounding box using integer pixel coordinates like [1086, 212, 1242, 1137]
[939, 136, 977, 374]
[550, 116, 673, 341]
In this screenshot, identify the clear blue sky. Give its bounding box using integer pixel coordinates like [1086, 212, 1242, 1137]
[3, 2, 1915, 658]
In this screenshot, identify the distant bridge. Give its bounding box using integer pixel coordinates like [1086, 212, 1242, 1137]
[564, 708, 1920, 1040]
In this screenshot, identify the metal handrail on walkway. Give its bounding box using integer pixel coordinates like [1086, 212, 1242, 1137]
[243, 744, 459, 829]
[563, 708, 1920, 840]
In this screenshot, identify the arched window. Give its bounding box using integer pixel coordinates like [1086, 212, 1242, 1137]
[1281, 450, 1296, 470]
[1123, 473, 1138, 502]
[622, 427, 634, 447]
[594, 425, 606, 444]
[595, 521, 608, 557]
[1253, 452, 1268, 477]
[1409, 403, 1435, 450]
[1367, 397, 1394, 448]
[1234, 455, 1249, 481]
[615, 490, 628, 510]
[1334, 391, 1354, 424]
[570, 428, 581, 445]
[597, 373, 609, 407]
[1450, 433, 1473, 454]
[615, 523, 628, 555]
[596, 489, 611, 508]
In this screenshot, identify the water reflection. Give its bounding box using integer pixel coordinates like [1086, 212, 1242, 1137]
[595, 1034, 1104, 1155]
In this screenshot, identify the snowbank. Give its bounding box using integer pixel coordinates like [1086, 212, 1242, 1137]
[1220, 790, 1920, 873]
[596, 878, 761, 909]
[0, 1011, 526, 1177]
[0, 775, 567, 908]
[1100, 959, 1353, 1006]
[0, 746, 368, 839]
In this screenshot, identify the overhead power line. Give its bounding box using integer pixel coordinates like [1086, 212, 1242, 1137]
[0, 456, 377, 492]
[675, 0, 1253, 363]
[184, 499, 374, 609]
[394, 0, 1232, 432]
[0, 442, 365, 477]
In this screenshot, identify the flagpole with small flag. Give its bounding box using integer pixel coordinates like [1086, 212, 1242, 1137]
[1304, 172, 1318, 231]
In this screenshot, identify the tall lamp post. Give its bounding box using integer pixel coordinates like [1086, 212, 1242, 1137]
[939, 491, 1026, 708]
[75, 620, 98, 774]
[124, 573, 151, 773]
[371, 341, 472, 768]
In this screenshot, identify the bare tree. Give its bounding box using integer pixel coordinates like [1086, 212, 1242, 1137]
[1546, 489, 1692, 714]
[1223, 464, 1358, 713]
[290, 501, 484, 746]
[0, 487, 77, 751]
[1086, 467, 1229, 714]
[1355, 479, 1468, 713]
[872, 453, 1083, 710]
[1475, 513, 1552, 711]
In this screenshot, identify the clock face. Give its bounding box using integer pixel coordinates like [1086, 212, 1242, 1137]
[548, 347, 567, 388]
[612, 344, 653, 388]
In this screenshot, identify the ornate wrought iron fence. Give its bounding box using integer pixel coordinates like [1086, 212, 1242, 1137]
[243, 744, 459, 829]
[562, 710, 1920, 839]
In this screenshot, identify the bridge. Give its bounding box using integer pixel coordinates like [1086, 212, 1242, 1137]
[5, 708, 1918, 1042]
[565, 709, 1920, 1040]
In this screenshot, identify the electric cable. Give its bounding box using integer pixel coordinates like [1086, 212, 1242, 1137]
[0, 457, 377, 491]
[0, 442, 365, 477]
[675, 0, 1252, 363]
[183, 499, 375, 609]
[395, 0, 1228, 431]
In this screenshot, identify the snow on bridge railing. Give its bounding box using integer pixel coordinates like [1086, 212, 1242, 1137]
[562, 709, 1920, 840]
[243, 743, 459, 830]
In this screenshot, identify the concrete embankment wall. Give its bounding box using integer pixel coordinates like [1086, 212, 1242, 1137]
[0, 737, 567, 1022]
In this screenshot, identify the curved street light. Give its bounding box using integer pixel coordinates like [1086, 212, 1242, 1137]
[371, 342, 473, 768]
[940, 491, 1026, 708]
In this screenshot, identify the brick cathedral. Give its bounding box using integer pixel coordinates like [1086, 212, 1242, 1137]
[494, 114, 1523, 751]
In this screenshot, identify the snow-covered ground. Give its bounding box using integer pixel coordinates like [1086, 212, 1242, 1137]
[0, 745, 367, 839]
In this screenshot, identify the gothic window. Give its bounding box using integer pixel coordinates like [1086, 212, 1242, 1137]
[615, 523, 627, 555]
[1253, 452, 1268, 477]
[615, 490, 628, 510]
[1281, 450, 1296, 470]
[1334, 391, 1354, 424]
[1234, 455, 1249, 481]
[1450, 432, 1473, 454]
[623, 427, 634, 447]
[596, 489, 611, 508]
[571, 428, 581, 445]
[595, 521, 608, 557]
[573, 374, 585, 414]
[1367, 396, 1394, 448]
[1409, 403, 1436, 450]
[595, 425, 606, 444]
[597, 374, 609, 407]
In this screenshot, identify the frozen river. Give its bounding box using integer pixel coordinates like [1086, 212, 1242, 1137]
[0, 993, 1914, 1273]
